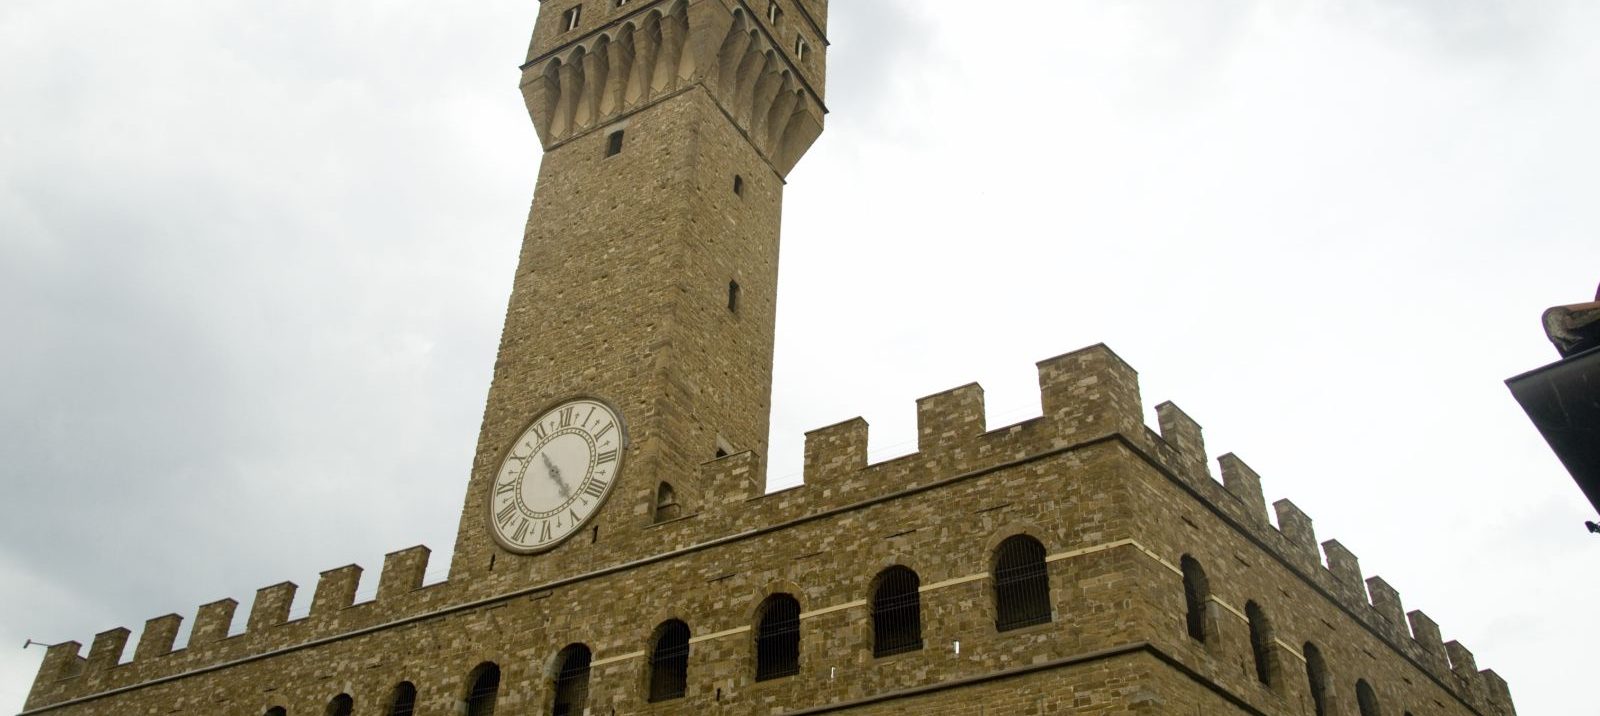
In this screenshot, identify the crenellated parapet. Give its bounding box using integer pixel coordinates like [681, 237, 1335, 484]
[24, 547, 447, 711]
[27, 343, 1515, 715]
[519, 0, 826, 176]
[668, 343, 1517, 715]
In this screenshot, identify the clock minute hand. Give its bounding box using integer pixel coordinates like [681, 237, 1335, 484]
[542, 453, 571, 499]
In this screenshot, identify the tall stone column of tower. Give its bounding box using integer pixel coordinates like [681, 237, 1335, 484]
[449, 0, 829, 581]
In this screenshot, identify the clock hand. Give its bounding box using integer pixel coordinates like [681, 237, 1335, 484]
[542, 453, 571, 499]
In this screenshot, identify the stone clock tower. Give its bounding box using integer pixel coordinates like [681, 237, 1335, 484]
[449, 0, 829, 582]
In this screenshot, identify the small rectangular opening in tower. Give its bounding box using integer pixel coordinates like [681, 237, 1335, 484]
[768, 2, 783, 25]
[734, 175, 744, 196]
[606, 130, 625, 157]
[795, 37, 808, 62]
[727, 280, 741, 313]
[562, 6, 582, 32]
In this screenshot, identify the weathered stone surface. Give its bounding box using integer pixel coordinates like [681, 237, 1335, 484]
[22, 2, 1514, 715]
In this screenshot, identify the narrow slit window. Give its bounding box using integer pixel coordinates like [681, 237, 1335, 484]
[1181, 555, 1210, 642]
[727, 280, 741, 313]
[734, 175, 744, 196]
[1246, 601, 1275, 686]
[606, 130, 625, 157]
[615, 0, 630, 6]
[654, 482, 680, 523]
[562, 6, 582, 32]
[768, 2, 783, 25]
[795, 36, 808, 61]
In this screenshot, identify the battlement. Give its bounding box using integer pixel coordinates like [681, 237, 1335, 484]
[519, 0, 826, 175]
[24, 545, 447, 711]
[27, 344, 1514, 715]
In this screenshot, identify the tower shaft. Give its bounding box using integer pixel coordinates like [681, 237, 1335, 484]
[450, 0, 827, 580]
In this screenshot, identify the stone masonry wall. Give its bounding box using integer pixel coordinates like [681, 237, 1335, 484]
[25, 345, 1516, 716]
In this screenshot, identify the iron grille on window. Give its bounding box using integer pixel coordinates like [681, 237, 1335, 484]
[389, 682, 417, 716]
[871, 567, 924, 657]
[467, 664, 500, 716]
[993, 535, 1051, 631]
[1181, 555, 1210, 642]
[648, 620, 691, 702]
[327, 694, 353, 716]
[755, 594, 801, 681]
[552, 645, 592, 716]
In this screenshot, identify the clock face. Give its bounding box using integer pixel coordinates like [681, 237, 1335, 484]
[488, 397, 627, 553]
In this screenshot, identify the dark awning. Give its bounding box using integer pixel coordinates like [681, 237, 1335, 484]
[1508, 346, 1600, 516]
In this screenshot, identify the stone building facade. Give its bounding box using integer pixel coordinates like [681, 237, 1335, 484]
[23, 1, 1518, 715]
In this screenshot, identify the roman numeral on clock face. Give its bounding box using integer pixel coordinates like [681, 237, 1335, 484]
[493, 398, 626, 552]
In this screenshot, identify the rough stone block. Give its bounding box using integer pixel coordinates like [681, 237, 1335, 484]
[1365, 576, 1405, 634]
[189, 599, 237, 646]
[1218, 453, 1268, 525]
[378, 546, 432, 601]
[1154, 401, 1208, 475]
[133, 614, 182, 662]
[246, 582, 297, 633]
[1037, 344, 1143, 443]
[311, 565, 363, 616]
[803, 417, 868, 484]
[916, 382, 985, 452]
[84, 628, 129, 673]
[1272, 499, 1320, 567]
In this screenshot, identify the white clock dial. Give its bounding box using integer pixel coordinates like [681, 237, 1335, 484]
[488, 397, 627, 553]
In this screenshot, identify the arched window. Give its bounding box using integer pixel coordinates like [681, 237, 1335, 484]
[552, 644, 592, 716]
[993, 534, 1051, 631]
[265, 708, 287, 716]
[388, 682, 418, 716]
[1246, 601, 1275, 685]
[654, 482, 681, 523]
[326, 694, 353, 716]
[648, 619, 691, 702]
[467, 662, 500, 716]
[1180, 555, 1210, 642]
[1357, 679, 1383, 716]
[754, 593, 801, 681]
[871, 566, 923, 657]
[1304, 643, 1330, 716]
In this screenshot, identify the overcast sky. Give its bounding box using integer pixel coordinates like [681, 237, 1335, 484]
[2, 0, 1597, 712]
